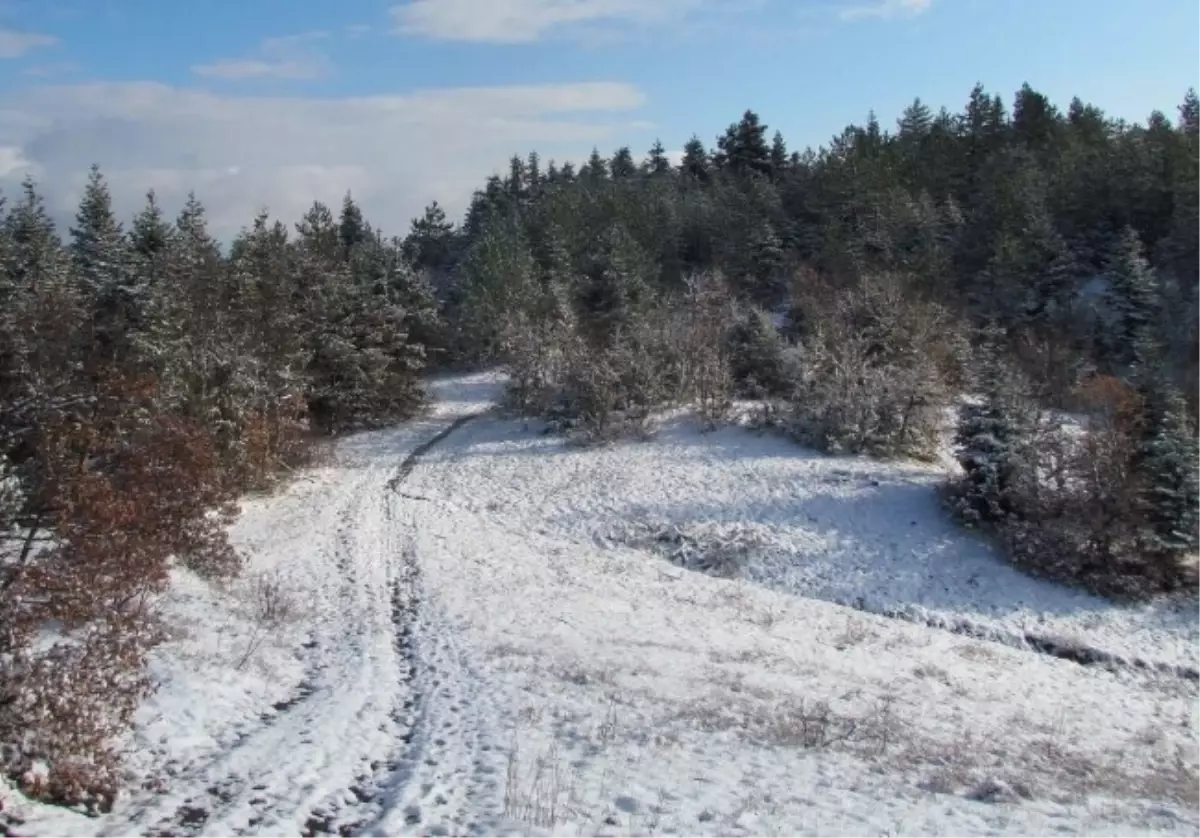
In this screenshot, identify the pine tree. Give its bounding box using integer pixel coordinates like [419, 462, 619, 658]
[294, 201, 341, 263]
[70, 166, 137, 365]
[457, 218, 538, 358]
[4, 176, 63, 291]
[769, 130, 789, 179]
[729, 306, 788, 395]
[952, 329, 1037, 526]
[507, 155, 527, 200]
[1102, 226, 1162, 375]
[70, 166, 125, 298]
[1012, 83, 1061, 153]
[896, 97, 933, 138]
[646, 139, 672, 176]
[129, 190, 172, 260]
[679, 136, 710, 182]
[609, 147, 637, 179]
[715, 110, 771, 177]
[1, 179, 76, 411]
[338, 192, 370, 260]
[1178, 88, 1199, 138]
[579, 223, 653, 345]
[404, 201, 456, 275]
[1136, 375, 1199, 559]
[583, 148, 608, 182]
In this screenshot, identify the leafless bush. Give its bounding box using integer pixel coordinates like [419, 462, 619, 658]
[765, 698, 862, 749]
[678, 274, 738, 427]
[501, 273, 740, 441]
[617, 521, 765, 578]
[786, 273, 966, 460]
[500, 290, 578, 417]
[239, 568, 301, 628]
[228, 568, 304, 670]
[670, 689, 902, 760]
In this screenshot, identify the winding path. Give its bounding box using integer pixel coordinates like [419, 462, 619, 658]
[99, 375, 505, 838]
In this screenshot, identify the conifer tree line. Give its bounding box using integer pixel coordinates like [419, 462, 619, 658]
[436, 81, 1198, 598]
[0, 172, 438, 805]
[0, 80, 1196, 805]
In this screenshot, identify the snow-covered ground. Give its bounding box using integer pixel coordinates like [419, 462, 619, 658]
[4, 372, 1197, 837]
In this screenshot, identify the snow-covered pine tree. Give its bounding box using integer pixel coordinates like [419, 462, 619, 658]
[728, 305, 788, 396]
[578, 222, 654, 347]
[645, 139, 673, 176]
[338, 191, 370, 261]
[70, 166, 139, 365]
[1102, 226, 1162, 376]
[951, 326, 1038, 526]
[1136, 374, 1199, 562]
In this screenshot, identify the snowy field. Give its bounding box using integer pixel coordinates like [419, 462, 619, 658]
[3, 372, 1197, 837]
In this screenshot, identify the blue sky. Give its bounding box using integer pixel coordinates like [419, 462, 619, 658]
[0, 0, 1196, 238]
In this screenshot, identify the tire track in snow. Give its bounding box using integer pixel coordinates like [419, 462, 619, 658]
[99, 405, 498, 837]
[293, 410, 501, 837]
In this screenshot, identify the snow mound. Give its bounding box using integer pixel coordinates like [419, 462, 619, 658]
[421, 410, 1198, 674]
[404, 414, 1198, 835]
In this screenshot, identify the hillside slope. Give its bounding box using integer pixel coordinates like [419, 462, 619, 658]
[4, 372, 1196, 837]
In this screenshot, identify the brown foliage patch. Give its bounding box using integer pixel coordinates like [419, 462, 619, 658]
[0, 371, 239, 807]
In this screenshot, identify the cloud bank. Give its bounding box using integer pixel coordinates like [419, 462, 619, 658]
[0, 27, 57, 59]
[839, 0, 933, 21]
[192, 32, 334, 81]
[0, 81, 649, 241]
[390, 0, 706, 43]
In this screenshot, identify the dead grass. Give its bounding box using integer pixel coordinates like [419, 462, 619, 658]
[227, 568, 304, 670]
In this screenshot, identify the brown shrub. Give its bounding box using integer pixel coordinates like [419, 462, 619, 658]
[0, 371, 239, 806]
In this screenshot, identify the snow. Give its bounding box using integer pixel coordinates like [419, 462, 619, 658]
[3, 371, 1197, 837]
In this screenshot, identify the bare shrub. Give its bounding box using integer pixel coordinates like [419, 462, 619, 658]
[230, 395, 317, 492]
[231, 569, 302, 670]
[765, 698, 862, 749]
[501, 272, 740, 440]
[617, 521, 764, 578]
[500, 284, 577, 417]
[503, 738, 571, 829]
[239, 568, 300, 628]
[678, 274, 738, 427]
[786, 273, 965, 460]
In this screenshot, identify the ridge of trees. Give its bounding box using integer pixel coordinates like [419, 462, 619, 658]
[440, 82, 1198, 599]
[1, 173, 435, 807]
[1, 80, 1196, 806]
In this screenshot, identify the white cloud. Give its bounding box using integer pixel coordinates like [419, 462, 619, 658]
[0, 145, 33, 178]
[390, 0, 704, 43]
[0, 80, 650, 241]
[192, 32, 333, 80]
[0, 28, 57, 59]
[21, 61, 78, 78]
[839, 0, 932, 21]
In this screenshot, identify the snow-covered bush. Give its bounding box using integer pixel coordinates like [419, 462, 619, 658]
[728, 305, 791, 397]
[785, 274, 965, 460]
[501, 273, 740, 441]
[615, 520, 766, 579]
